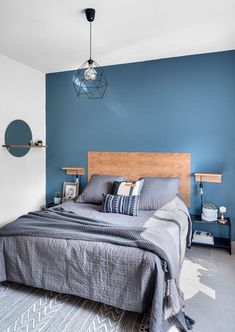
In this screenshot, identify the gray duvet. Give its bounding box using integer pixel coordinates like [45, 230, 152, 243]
[0, 197, 191, 332]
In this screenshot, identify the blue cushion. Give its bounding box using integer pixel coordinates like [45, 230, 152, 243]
[101, 194, 140, 216]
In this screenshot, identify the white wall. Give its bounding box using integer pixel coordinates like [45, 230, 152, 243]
[0, 54, 45, 226]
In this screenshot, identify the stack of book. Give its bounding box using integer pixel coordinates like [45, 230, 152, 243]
[192, 230, 214, 245]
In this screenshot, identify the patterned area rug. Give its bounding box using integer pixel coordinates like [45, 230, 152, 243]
[0, 282, 150, 332]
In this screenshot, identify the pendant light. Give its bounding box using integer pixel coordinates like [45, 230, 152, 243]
[73, 8, 108, 99]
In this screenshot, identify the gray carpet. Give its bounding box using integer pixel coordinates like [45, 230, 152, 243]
[0, 282, 149, 332]
[181, 246, 235, 332]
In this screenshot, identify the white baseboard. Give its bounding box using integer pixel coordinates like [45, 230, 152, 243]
[231, 241, 235, 255]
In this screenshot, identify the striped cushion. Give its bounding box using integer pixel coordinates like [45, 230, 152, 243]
[101, 194, 140, 216]
[112, 179, 144, 196]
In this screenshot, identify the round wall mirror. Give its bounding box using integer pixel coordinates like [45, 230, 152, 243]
[5, 120, 32, 157]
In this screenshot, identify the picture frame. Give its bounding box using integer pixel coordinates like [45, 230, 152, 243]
[62, 182, 79, 201]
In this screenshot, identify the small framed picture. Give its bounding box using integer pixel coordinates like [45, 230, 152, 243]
[62, 182, 79, 201]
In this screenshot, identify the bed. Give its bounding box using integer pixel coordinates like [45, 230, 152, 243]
[0, 152, 192, 332]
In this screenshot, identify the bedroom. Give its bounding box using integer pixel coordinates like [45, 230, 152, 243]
[0, 1, 235, 331]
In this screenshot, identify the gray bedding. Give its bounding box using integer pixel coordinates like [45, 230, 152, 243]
[0, 197, 191, 332]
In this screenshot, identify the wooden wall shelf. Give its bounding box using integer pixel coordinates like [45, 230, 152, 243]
[194, 172, 222, 183]
[62, 167, 85, 176]
[2, 144, 47, 150]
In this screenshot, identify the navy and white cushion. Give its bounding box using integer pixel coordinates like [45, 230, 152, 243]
[101, 194, 140, 216]
[112, 179, 144, 196]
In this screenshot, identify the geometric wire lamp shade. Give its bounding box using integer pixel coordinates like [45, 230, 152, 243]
[72, 8, 108, 99]
[73, 59, 108, 99]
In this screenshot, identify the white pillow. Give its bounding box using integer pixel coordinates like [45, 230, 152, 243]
[112, 179, 144, 196]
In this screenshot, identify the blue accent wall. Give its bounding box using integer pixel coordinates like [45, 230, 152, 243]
[46, 50, 235, 239]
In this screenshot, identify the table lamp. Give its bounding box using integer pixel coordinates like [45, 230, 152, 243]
[194, 172, 222, 213]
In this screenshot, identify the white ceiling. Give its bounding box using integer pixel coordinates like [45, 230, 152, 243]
[0, 0, 235, 73]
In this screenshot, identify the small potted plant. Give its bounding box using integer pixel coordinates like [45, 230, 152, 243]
[202, 202, 218, 221]
[54, 192, 62, 205]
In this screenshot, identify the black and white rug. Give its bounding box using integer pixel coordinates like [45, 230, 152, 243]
[0, 282, 150, 331]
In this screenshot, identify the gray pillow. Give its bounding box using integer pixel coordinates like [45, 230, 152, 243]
[139, 177, 180, 210]
[76, 174, 126, 204]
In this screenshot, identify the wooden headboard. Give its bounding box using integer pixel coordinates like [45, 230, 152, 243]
[88, 152, 191, 206]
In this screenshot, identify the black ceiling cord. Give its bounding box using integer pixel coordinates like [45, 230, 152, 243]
[85, 8, 95, 62]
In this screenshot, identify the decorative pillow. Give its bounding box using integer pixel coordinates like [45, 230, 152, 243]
[139, 177, 180, 211]
[112, 179, 144, 196]
[76, 174, 126, 205]
[101, 194, 140, 216]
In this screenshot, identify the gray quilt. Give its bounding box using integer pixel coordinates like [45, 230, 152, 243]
[0, 198, 191, 332]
